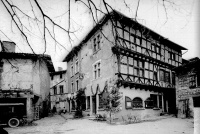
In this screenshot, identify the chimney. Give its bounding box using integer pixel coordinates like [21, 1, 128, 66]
[58, 67, 63, 71]
[1, 41, 16, 52]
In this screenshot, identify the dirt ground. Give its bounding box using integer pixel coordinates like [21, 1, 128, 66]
[5, 114, 194, 134]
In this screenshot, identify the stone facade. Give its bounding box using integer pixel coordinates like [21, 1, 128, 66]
[0, 41, 54, 121]
[50, 70, 68, 112]
[174, 57, 200, 118]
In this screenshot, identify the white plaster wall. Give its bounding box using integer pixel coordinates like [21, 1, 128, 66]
[32, 60, 41, 96]
[1, 59, 34, 90]
[115, 87, 162, 121]
[1, 58, 50, 99]
[38, 60, 50, 100]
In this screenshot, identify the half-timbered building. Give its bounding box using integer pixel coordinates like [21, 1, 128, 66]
[63, 10, 187, 120]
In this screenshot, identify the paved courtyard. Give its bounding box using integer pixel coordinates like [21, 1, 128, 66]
[5, 114, 193, 134]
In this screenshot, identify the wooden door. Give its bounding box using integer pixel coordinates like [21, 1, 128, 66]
[92, 96, 96, 114]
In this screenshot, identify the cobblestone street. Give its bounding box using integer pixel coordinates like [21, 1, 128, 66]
[5, 114, 193, 134]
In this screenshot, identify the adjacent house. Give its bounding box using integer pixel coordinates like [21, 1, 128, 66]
[50, 69, 68, 113]
[174, 57, 200, 118]
[63, 10, 187, 120]
[0, 41, 55, 121]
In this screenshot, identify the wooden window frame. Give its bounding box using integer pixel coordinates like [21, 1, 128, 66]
[132, 97, 143, 108]
[93, 34, 101, 53]
[145, 97, 154, 109]
[93, 60, 101, 79]
[59, 85, 64, 94]
[189, 74, 197, 89]
[76, 79, 79, 91]
[53, 86, 57, 95]
[125, 96, 132, 109]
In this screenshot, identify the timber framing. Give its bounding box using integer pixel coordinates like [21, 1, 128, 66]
[63, 10, 187, 62]
[112, 45, 175, 69]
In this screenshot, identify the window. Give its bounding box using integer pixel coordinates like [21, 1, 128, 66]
[144, 97, 153, 108]
[76, 79, 79, 91]
[87, 96, 90, 109]
[145, 94, 162, 109]
[72, 101, 75, 110]
[94, 38, 97, 52]
[93, 61, 101, 79]
[75, 58, 79, 73]
[60, 85, 63, 94]
[71, 65, 74, 77]
[165, 71, 170, 83]
[159, 69, 170, 83]
[97, 34, 101, 50]
[136, 37, 140, 45]
[60, 74, 62, 79]
[132, 97, 143, 108]
[156, 46, 161, 54]
[134, 59, 144, 77]
[99, 94, 104, 109]
[125, 96, 132, 109]
[154, 72, 158, 81]
[71, 82, 74, 92]
[151, 94, 158, 108]
[93, 34, 101, 52]
[159, 69, 165, 81]
[151, 43, 156, 52]
[53, 86, 57, 95]
[139, 69, 144, 77]
[189, 74, 196, 88]
[169, 52, 175, 60]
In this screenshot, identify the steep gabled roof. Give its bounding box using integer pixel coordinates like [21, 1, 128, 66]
[63, 10, 187, 62]
[0, 52, 55, 72]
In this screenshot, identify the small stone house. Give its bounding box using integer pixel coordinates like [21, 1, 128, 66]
[174, 57, 200, 118]
[0, 41, 55, 121]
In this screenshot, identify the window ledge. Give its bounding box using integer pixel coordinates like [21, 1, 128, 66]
[132, 108, 145, 110]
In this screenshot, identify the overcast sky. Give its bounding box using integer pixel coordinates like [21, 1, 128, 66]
[0, 0, 199, 70]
